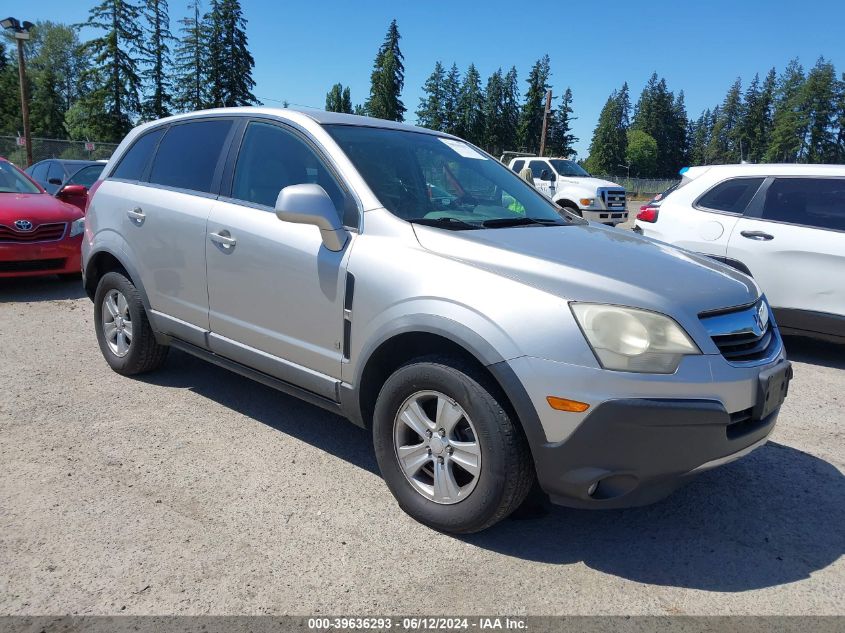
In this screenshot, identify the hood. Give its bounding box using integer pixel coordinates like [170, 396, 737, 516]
[412, 223, 759, 317]
[557, 176, 622, 190]
[0, 192, 82, 225]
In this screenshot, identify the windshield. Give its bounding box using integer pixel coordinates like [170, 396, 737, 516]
[548, 159, 590, 177]
[0, 161, 41, 194]
[326, 126, 580, 228]
[67, 164, 104, 188]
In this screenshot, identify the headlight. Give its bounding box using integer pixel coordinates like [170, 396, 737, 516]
[69, 218, 85, 237]
[571, 303, 700, 373]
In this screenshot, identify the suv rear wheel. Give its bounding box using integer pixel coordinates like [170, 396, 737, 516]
[94, 271, 168, 375]
[373, 356, 534, 533]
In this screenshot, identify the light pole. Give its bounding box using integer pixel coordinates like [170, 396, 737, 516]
[618, 163, 631, 179]
[2, 17, 34, 167]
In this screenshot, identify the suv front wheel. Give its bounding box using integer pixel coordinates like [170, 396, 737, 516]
[94, 271, 168, 375]
[373, 356, 534, 533]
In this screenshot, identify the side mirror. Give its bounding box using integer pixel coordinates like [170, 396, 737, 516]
[275, 184, 349, 252]
[56, 184, 88, 212]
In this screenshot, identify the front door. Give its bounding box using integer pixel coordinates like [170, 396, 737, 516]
[205, 120, 355, 394]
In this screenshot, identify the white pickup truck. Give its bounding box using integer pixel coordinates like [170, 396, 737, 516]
[506, 156, 628, 225]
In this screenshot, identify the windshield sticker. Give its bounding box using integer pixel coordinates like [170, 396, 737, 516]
[438, 138, 487, 160]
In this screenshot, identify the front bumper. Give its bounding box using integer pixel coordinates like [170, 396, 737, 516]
[530, 397, 780, 508]
[490, 345, 790, 509]
[582, 208, 628, 225]
[0, 236, 82, 277]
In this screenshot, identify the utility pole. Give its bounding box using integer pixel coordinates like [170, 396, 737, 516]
[2, 17, 33, 167]
[538, 89, 552, 157]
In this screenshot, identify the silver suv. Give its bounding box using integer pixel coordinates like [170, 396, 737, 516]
[82, 108, 792, 533]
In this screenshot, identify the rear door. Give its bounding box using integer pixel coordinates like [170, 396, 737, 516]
[726, 176, 845, 320]
[528, 160, 554, 198]
[106, 117, 235, 341]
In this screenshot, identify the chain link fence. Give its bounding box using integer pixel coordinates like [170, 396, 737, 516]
[595, 175, 679, 199]
[0, 136, 119, 167]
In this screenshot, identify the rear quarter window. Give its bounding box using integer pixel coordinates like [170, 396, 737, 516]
[696, 177, 764, 214]
[111, 128, 165, 181]
[148, 119, 233, 193]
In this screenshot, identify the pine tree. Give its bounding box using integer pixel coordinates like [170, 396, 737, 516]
[173, 0, 208, 112]
[0, 42, 21, 135]
[765, 59, 807, 162]
[836, 72, 845, 162]
[365, 19, 405, 121]
[457, 63, 484, 146]
[482, 69, 505, 155]
[442, 63, 461, 135]
[30, 65, 66, 138]
[501, 67, 520, 152]
[79, 0, 146, 140]
[206, 0, 256, 108]
[688, 109, 713, 165]
[586, 86, 628, 175]
[668, 90, 689, 170]
[546, 87, 577, 158]
[802, 57, 838, 162]
[141, 0, 174, 119]
[707, 77, 744, 164]
[416, 61, 446, 130]
[517, 54, 551, 153]
[325, 83, 353, 113]
[632, 73, 682, 175]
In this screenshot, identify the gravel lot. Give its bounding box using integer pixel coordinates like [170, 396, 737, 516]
[1, 266, 843, 616]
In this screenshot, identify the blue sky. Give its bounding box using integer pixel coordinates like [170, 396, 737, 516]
[15, 0, 845, 156]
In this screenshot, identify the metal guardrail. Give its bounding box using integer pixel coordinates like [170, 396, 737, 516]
[0, 136, 119, 167]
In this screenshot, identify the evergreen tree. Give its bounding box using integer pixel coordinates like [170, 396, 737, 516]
[457, 63, 485, 146]
[365, 19, 405, 121]
[632, 73, 683, 175]
[206, 0, 256, 108]
[836, 72, 845, 162]
[482, 69, 505, 155]
[141, 0, 174, 119]
[30, 65, 66, 138]
[668, 90, 689, 170]
[707, 77, 744, 164]
[416, 61, 446, 130]
[546, 87, 578, 158]
[585, 86, 628, 174]
[325, 83, 353, 113]
[517, 54, 551, 153]
[442, 63, 461, 135]
[802, 57, 838, 162]
[688, 108, 714, 165]
[501, 66, 520, 152]
[174, 0, 208, 111]
[79, 0, 146, 140]
[765, 59, 807, 162]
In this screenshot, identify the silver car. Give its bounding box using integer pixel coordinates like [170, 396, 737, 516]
[82, 108, 792, 533]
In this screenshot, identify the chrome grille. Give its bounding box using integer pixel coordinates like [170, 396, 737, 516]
[700, 300, 779, 364]
[601, 188, 626, 209]
[0, 222, 67, 243]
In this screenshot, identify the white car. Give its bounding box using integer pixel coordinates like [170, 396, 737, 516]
[507, 156, 628, 225]
[635, 164, 845, 342]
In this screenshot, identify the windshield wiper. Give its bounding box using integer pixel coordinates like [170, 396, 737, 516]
[481, 217, 565, 228]
[409, 217, 479, 230]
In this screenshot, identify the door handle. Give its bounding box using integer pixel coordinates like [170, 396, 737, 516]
[740, 230, 774, 241]
[126, 207, 145, 223]
[209, 231, 237, 248]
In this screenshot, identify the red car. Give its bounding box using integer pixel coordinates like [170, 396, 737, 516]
[0, 157, 87, 279]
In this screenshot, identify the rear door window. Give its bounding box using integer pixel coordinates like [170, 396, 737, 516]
[511, 160, 525, 173]
[761, 178, 845, 231]
[528, 160, 549, 180]
[149, 119, 233, 193]
[697, 177, 764, 213]
[112, 128, 165, 181]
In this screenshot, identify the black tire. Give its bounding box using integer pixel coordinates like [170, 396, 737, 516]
[93, 271, 168, 375]
[561, 204, 582, 217]
[373, 356, 534, 534]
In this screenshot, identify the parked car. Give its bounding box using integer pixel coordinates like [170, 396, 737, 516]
[506, 156, 628, 225]
[635, 164, 844, 343]
[25, 159, 104, 194]
[0, 156, 86, 279]
[82, 109, 791, 533]
[634, 182, 680, 224]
